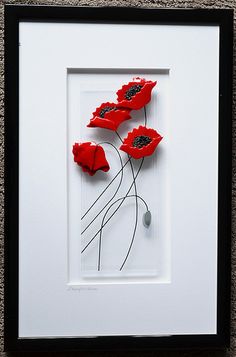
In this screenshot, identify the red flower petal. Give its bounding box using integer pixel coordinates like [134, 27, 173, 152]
[72, 142, 110, 176]
[87, 102, 131, 131]
[116, 78, 157, 110]
[119, 125, 163, 159]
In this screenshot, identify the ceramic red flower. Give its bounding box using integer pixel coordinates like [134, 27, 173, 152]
[72, 142, 110, 176]
[119, 126, 163, 159]
[116, 77, 157, 110]
[87, 102, 131, 131]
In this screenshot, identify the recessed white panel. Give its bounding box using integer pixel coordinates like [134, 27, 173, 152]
[67, 70, 170, 283]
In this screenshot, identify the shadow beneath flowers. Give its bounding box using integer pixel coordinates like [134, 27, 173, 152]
[129, 144, 164, 174]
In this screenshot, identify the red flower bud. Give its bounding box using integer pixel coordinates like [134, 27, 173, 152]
[72, 142, 110, 176]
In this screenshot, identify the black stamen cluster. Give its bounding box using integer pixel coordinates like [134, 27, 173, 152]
[125, 85, 142, 100]
[132, 135, 152, 148]
[100, 106, 117, 118]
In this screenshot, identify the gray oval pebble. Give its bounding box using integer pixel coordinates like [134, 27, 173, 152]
[143, 210, 151, 228]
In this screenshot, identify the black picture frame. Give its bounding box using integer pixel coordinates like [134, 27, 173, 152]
[4, 4, 233, 352]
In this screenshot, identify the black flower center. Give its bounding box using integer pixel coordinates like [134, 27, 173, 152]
[100, 106, 117, 118]
[132, 135, 152, 148]
[125, 85, 142, 100]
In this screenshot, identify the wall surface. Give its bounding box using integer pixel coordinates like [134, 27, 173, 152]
[0, 0, 235, 356]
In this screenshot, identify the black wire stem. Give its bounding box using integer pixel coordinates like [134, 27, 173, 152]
[81, 158, 144, 254]
[81, 142, 124, 235]
[98, 153, 138, 270]
[97, 192, 149, 270]
[98, 107, 149, 270]
[81, 158, 130, 220]
[119, 159, 138, 271]
[144, 105, 147, 126]
[97, 157, 138, 271]
[115, 131, 139, 271]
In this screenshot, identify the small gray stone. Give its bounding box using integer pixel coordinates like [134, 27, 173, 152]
[143, 210, 151, 228]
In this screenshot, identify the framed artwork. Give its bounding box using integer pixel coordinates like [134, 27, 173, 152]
[4, 5, 233, 351]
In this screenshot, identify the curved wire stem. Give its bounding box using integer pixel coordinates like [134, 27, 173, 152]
[98, 132, 125, 270]
[97, 108, 149, 270]
[119, 105, 149, 270]
[81, 158, 130, 220]
[115, 132, 139, 271]
[119, 158, 139, 271]
[97, 192, 148, 270]
[82, 158, 144, 254]
[116, 131, 123, 142]
[82, 142, 124, 235]
[98, 156, 141, 270]
[144, 105, 147, 126]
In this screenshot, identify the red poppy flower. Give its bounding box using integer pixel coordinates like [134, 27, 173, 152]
[72, 142, 110, 176]
[116, 77, 157, 110]
[87, 102, 131, 131]
[119, 126, 163, 159]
